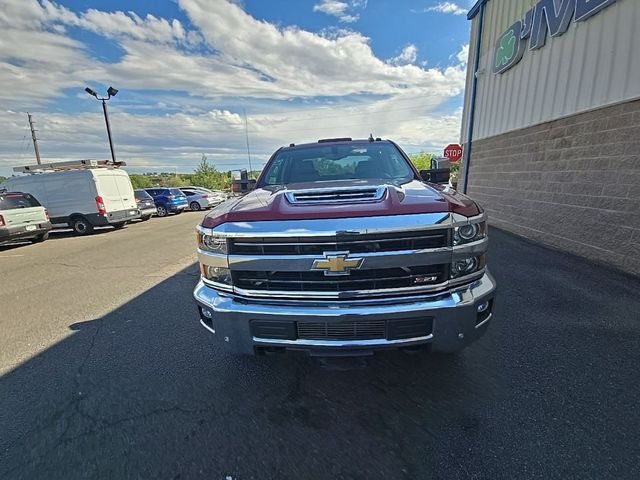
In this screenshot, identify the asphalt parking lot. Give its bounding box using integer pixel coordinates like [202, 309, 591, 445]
[1, 213, 639, 479]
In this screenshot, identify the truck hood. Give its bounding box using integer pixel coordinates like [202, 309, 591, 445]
[201, 179, 480, 229]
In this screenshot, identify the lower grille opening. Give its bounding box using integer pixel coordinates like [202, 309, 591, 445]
[387, 318, 434, 340]
[251, 320, 297, 340]
[298, 320, 386, 340]
[251, 319, 434, 342]
[297, 318, 433, 341]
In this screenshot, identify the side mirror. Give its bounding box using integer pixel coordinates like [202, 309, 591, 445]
[420, 168, 450, 185]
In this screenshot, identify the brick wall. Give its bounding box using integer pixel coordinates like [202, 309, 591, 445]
[463, 98, 640, 276]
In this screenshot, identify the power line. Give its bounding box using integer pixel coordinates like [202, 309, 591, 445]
[18, 125, 29, 159]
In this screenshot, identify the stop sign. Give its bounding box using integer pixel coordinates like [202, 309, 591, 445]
[444, 144, 463, 163]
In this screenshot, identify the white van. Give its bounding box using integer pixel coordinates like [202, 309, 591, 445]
[1, 167, 140, 235]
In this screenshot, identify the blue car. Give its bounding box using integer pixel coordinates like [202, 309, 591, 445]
[144, 188, 188, 217]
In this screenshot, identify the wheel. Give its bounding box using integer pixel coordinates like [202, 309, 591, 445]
[156, 205, 168, 217]
[190, 201, 201, 211]
[70, 217, 94, 235]
[174, 209, 183, 215]
[112, 222, 126, 229]
[32, 232, 49, 243]
[141, 215, 151, 221]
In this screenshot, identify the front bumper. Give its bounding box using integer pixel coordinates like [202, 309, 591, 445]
[0, 221, 52, 244]
[193, 271, 497, 356]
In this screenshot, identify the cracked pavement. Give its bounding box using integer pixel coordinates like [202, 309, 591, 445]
[1, 214, 639, 479]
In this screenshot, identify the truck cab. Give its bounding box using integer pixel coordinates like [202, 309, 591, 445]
[193, 138, 496, 356]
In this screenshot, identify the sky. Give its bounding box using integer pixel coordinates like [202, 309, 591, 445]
[0, 0, 475, 177]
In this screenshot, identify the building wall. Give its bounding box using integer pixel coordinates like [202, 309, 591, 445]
[466, 98, 640, 275]
[462, 0, 640, 143]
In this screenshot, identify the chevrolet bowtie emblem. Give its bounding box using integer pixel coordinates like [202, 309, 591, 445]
[312, 252, 364, 276]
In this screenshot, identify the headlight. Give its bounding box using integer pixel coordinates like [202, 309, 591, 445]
[451, 256, 485, 278]
[198, 233, 228, 254]
[201, 265, 233, 286]
[453, 221, 486, 245]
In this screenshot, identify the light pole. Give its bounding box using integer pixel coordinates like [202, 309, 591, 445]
[85, 86, 119, 163]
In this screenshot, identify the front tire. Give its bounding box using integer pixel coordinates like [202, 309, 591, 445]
[190, 201, 201, 211]
[156, 205, 168, 217]
[141, 215, 151, 221]
[112, 222, 126, 229]
[70, 217, 93, 236]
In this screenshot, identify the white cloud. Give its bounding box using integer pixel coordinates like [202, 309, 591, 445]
[426, 2, 467, 15]
[313, 0, 364, 23]
[0, 97, 463, 175]
[0, 0, 467, 175]
[177, 0, 465, 99]
[456, 44, 469, 64]
[388, 44, 418, 66]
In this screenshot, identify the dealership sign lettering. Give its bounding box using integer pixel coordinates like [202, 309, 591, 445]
[494, 0, 618, 74]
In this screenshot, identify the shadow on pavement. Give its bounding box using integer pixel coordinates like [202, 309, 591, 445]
[1, 229, 639, 479]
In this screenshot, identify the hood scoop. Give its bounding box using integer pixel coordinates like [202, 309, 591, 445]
[284, 185, 386, 204]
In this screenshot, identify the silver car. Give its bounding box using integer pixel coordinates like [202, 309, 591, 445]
[181, 189, 221, 211]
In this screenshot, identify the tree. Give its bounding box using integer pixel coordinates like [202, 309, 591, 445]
[408, 152, 435, 171]
[0, 175, 7, 184]
[165, 175, 187, 188]
[191, 154, 231, 190]
[195, 154, 217, 176]
[129, 174, 153, 189]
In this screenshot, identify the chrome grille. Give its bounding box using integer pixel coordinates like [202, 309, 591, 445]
[233, 265, 447, 294]
[296, 318, 434, 341]
[298, 320, 386, 340]
[229, 229, 449, 255]
[285, 186, 385, 204]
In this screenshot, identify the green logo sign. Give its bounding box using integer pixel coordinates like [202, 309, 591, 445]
[493, 21, 525, 74]
[492, 0, 619, 75]
[495, 29, 517, 69]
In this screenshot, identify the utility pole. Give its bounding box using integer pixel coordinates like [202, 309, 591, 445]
[243, 108, 253, 177]
[27, 113, 42, 165]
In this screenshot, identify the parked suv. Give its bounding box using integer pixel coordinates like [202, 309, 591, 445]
[193, 138, 496, 356]
[134, 189, 157, 221]
[144, 188, 188, 217]
[0, 192, 52, 245]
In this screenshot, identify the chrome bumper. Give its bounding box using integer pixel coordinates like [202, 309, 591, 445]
[193, 271, 497, 355]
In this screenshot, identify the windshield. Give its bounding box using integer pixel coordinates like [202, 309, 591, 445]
[0, 193, 41, 210]
[260, 143, 415, 186]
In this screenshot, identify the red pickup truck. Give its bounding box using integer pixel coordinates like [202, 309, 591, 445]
[193, 138, 496, 356]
